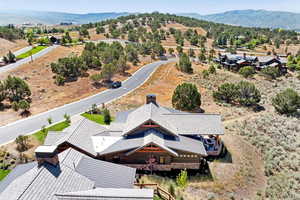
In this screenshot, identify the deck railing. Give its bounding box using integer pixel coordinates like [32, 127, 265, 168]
[135, 183, 175, 200]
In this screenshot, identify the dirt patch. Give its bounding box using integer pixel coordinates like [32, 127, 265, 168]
[0, 39, 28, 57]
[106, 61, 189, 114]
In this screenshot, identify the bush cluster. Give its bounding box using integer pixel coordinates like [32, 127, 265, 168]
[172, 83, 201, 111]
[0, 76, 31, 113]
[213, 81, 261, 106]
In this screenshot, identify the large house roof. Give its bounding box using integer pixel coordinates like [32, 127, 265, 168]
[117, 103, 224, 136]
[43, 101, 223, 158]
[98, 129, 207, 156]
[0, 149, 151, 200]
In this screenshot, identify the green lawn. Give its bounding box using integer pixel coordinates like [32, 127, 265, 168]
[16, 46, 48, 59]
[0, 169, 11, 181]
[81, 113, 109, 125]
[32, 121, 70, 144]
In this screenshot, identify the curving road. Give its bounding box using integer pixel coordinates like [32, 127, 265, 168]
[0, 45, 58, 74]
[0, 58, 176, 145]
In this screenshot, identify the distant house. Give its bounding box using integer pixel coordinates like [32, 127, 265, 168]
[215, 53, 287, 73]
[215, 53, 258, 70]
[257, 56, 287, 73]
[33, 94, 224, 173]
[49, 35, 61, 44]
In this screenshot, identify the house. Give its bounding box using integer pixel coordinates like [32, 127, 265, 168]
[0, 148, 153, 200]
[256, 56, 287, 73]
[216, 53, 287, 73]
[37, 94, 224, 172]
[216, 53, 258, 70]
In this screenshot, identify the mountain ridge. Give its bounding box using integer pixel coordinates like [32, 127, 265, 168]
[179, 9, 300, 30]
[0, 9, 300, 31]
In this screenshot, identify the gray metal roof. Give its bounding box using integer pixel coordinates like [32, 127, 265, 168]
[0, 148, 139, 200]
[165, 135, 207, 156]
[163, 113, 224, 135]
[98, 137, 143, 155]
[116, 103, 223, 136]
[55, 188, 154, 200]
[0, 162, 37, 194]
[75, 157, 136, 189]
[0, 162, 94, 200]
[122, 103, 179, 136]
[99, 129, 207, 156]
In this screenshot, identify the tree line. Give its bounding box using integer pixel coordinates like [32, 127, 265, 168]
[51, 41, 141, 86]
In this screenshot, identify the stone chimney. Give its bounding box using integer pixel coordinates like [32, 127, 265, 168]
[35, 146, 59, 167]
[146, 94, 157, 104]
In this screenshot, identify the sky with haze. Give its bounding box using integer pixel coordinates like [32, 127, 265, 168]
[0, 0, 299, 14]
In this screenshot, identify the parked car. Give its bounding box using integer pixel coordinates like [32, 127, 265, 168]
[111, 81, 122, 89]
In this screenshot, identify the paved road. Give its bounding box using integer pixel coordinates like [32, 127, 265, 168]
[0, 45, 58, 74]
[0, 58, 176, 145]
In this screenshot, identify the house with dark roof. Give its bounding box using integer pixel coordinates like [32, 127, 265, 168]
[36, 94, 224, 172]
[216, 53, 258, 70]
[216, 53, 287, 73]
[0, 148, 153, 199]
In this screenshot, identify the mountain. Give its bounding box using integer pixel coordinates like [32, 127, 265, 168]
[179, 10, 300, 31]
[0, 10, 129, 25]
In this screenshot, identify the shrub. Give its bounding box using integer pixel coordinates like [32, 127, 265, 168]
[47, 117, 53, 125]
[172, 83, 201, 111]
[272, 88, 300, 115]
[15, 135, 29, 152]
[178, 53, 193, 73]
[261, 67, 281, 79]
[208, 65, 216, 74]
[236, 81, 261, 106]
[18, 100, 30, 113]
[202, 70, 209, 78]
[103, 108, 112, 124]
[168, 184, 176, 196]
[64, 113, 71, 124]
[5, 75, 31, 103]
[239, 66, 255, 78]
[213, 83, 237, 103]
[176, 169, 188, 188]
[55, 75, 65, 86]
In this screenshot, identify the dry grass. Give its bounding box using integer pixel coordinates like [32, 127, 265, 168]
[0, 47, 152, 126]
[0, 39, 28, 57]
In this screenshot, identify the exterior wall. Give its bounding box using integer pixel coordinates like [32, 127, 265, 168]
[102, 150, 201, 165]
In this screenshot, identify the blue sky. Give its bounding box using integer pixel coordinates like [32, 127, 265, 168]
[0, 0, 299, 14]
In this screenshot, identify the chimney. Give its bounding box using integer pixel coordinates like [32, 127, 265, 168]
[243, 53, 246, 59]
[146, 94, 157, 104]
[35, 146, 59, 167]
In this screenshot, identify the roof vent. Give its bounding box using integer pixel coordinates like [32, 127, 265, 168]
[146, 94, 157, 104]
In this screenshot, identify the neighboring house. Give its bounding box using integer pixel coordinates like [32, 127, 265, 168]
[49, 36, 61, 44]
[257, 56, 287, 73]
[35, 94, 224, 172]
[215, 53, 287, 73]
[215, 53, 258, 70]
[0, 148, 153, 200]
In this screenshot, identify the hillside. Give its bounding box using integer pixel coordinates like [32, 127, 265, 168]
[0, 10, 129, 25]
[179, 10, 300, 30]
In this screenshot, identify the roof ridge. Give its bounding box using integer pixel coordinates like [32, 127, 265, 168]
[65, 118, 87, 142]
